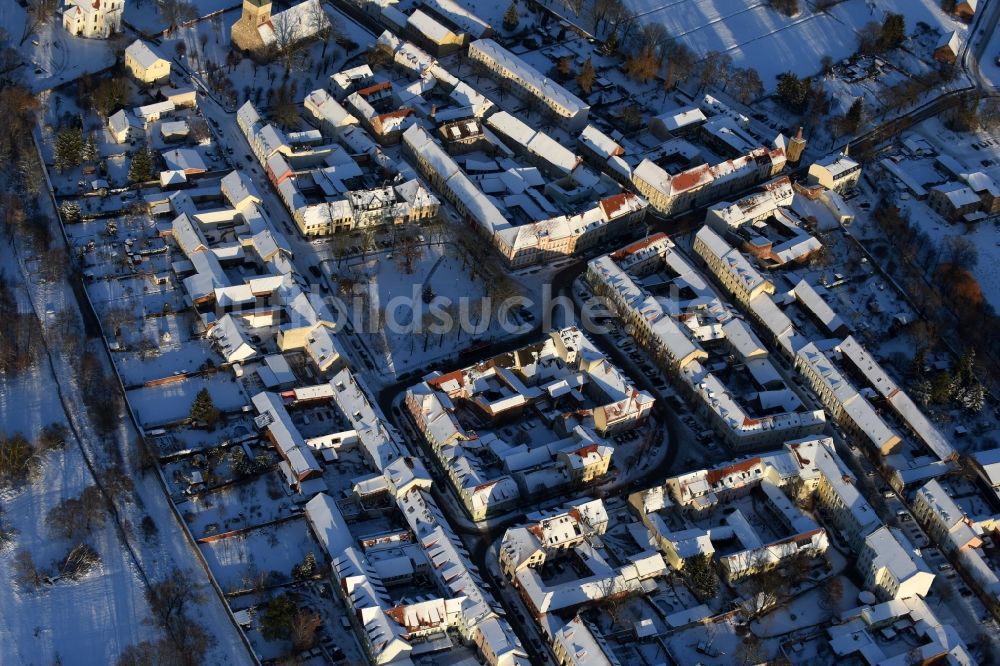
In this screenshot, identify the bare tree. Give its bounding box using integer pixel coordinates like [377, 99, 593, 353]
[739, 567, 784, 618]
[58, 542, 101, 580]
[146, 568, 208, 646]
[12, 549, 42, 590]
[268, 10, 301, 72]
[98, 466, 135, 504]
[20, 0, 59, 46]
[662, 41, 696, 91]
[188, 117, 211, 144]
[731, 68, 764, 104]
[158, 0, 198, 35]
[596, 575, 631, 626]
[698, 50, 732, 91]
[290, 608, 323, 650]
[395, 231, 423, 274]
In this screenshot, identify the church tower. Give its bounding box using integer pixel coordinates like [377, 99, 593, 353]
[231, 0, 270, 52]
[242, 0, 271, 27]
[787, 127, 807, 163]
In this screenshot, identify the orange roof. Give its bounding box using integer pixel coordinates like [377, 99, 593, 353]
[671, 164, 712, 193]
[376, 108, 413, 122]
[427, 369, 465, 390]
[611, 232, 668, 260]
[357, 81, 392, 97]
[704, 457, 760, 486]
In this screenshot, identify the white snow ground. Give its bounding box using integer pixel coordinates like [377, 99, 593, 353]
[0, 132, 252, 663]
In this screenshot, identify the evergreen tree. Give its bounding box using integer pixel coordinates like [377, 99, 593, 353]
[503, 2, 519, 32]
[912, 377, 932, 407]
[128, 146, 153, 183]
[82, 132, 98, 163]
[962, 382, 985, 413]
[955, 348, 976, 387]
[845, 97, 865, 132]
[190, 388, 219, 428]
[776, 72, 810, 111]
[577, 58, 596, 95]
[292, 552, 318, 580]
[684, 554, 719, 601]
[880, 13, 905, 50]
[911, 348, 927, 379]
[260, 595, 296, 641]
[60, 200, 82, 223]
[53, 126, 85, 172]
[930, 371, 952, 404]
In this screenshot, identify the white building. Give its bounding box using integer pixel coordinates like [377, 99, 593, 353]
[911, 480, 983, 554]
[857, 526, 935, 600]
[808, 149, 861, 192]
[63, 0, 122, 38]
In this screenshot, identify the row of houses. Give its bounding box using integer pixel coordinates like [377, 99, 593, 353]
[237, 99, 441, 236]
[403, 123, 647, 267]
[632, 146, 786, 216]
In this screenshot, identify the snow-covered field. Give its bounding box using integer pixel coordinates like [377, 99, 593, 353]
[0, 125, 256, 662]
[1, 1, 115, 93]
[124, 0, 242, 35]
[331, 242, 508, 377]
[199, 518, 322, 593]
[127, 373, 251, 427]
[614, 0, 966, 89]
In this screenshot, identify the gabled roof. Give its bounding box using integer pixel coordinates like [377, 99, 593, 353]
[125, 39, 167, 70]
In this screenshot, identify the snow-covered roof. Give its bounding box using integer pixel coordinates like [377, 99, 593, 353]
[652, 105, 707, 133]
[329, 64, 374, 95]
[209, 313, 257, 363]
[161, 148, 207, 173]
[469, 39, 588, 119]
[134, 100, 175, 122]
[425, 0, 490, 38]
[863, 526, 932, 590]
[329, 368, 403, 469]
[931, 181, 981, 208]
[108, 109, 137, 137]
[376, 30, 437, 76]
[962, 171, 1000, 196]
[695, 225, 772, 296]
[974, 448, 1000, 487]
[257, 0, 330, 48]
[407, 9, 455, 44]
[936, 30, 961, 54]
[251, 391, 322, 481]
[838, 336, 954, 462]
[125, 39, 166, 70]
[797, 343, 899, 451]
[305, 493, 354, 555]
[551, 616, 618, 666]
[813, 151, 860, 179]
[304, 88, 358, 132]
[579, 125, 623, 160]
[220, 170, 263, 210]
[159, 120, 189, 138]
[793, 279, 846, 334]
[487, 111, 579, 175]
